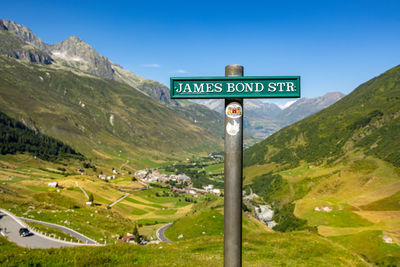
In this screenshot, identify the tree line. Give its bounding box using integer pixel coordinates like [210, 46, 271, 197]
[0, 111, 84, 161]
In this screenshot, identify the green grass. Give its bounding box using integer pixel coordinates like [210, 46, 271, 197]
[135, 218, 173, 226]
[32, 192, 82, 209]
[153, 208, 177, 216]
[25, 185, 54, 192]
[173, 200, 191, 208]
[348, 159, 378, 174]
[330, 230, 400, 265]
[124, 197, 165, 209]
[0, 232, 369, 266]
[360, 191, 400, 211]
[307, 209, 374, 228]
[131, 208, 148, 215]
[135, 194, 178, 204]
[203, 162, 224, 174]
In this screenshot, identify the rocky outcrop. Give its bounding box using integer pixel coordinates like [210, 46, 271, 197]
[137, 80, 178, 106]
[0, 20, 8, 31]
[0, 21, 53, 64]
[5, 48, 53, 64]
[0, 19, 180, 106]
[49, 36, 115, 79]
[1, 19, 48, 52]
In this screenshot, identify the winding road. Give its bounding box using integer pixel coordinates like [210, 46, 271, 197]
[20, 217, 97, 244]
[156, 223, 172, 243]
[0, 209, 97, 248]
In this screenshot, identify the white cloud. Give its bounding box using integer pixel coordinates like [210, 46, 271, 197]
[142, 63, 160, 68]
[175, 69, 188, 74]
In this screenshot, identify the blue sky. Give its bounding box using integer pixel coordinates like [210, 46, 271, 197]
[1, 0, 400, 104]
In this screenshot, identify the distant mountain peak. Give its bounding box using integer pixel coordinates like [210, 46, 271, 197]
[49, 34, 115, 79]
[66, 35, 81, 42]
[0, 19, 182, 105]
[0, 19, 47, 51]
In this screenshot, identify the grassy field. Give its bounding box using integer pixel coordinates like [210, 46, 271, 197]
[243, 153, 400, 264]
[0, 231, 369, 266]
[0, 154, 213, 243]
[1, 152, 399, 265]
[330, 230, 400, 266]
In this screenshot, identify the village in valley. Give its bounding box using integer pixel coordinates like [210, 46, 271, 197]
[134, 168, 222, 196]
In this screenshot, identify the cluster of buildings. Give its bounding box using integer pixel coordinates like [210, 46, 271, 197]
[171, 186, 221, 196]
[98, 174, 116, 180]
[134, 169, 191, 184]
[134, 169, 222, 196]
[254, 205, 277, 229]
[202, 184, 221, 195]
[314, 206, 333, 212]
[98, 168, 119, 180]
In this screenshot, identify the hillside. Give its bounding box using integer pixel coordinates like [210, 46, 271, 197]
[0, 111, 83, 161]
[243, 64, 400, 265]
[244, 65, 400, 168]
[0, 56, 221, 168]
[0, 18, 224, 137]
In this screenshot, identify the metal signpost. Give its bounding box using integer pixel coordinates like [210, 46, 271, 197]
[171, 65, 300, 267]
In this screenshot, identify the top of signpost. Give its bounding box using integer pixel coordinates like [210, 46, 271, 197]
[170, 76, 301, 99]
[225, 64, 244, 77]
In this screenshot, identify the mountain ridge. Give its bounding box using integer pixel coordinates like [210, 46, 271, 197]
[194, 92, 345, 139]
[0, 18, 224, 147]
[0, 19, 176, 105]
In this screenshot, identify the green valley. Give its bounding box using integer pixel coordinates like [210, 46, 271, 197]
[0, 16, 399, 267]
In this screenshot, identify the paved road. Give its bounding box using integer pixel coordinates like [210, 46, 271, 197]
[0, 210, 78, 248]
[108, 193, 130, 208]
[20, 217, 98, 244]
[156, 223, 172, 242]
[76, 182, 89, 200]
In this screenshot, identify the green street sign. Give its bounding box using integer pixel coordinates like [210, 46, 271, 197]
[170, 76, 300, 99]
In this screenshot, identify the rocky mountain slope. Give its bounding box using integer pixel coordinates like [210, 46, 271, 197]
[0, 19, 224, 139]
[0, 19, 173, 104]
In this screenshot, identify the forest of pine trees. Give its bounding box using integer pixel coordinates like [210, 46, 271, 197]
[0, 111, 84, 161]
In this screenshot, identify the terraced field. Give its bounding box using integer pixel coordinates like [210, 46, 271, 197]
[0, 154, 214, 243]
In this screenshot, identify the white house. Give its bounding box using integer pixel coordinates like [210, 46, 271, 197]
[211, 189, 221, 195]
[107, 175, 116, 180]
[323, 206, 333, 212]
[203, 185, 214, 191]
[188, 190, 197, 195]
[48, 182, 58, 188]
